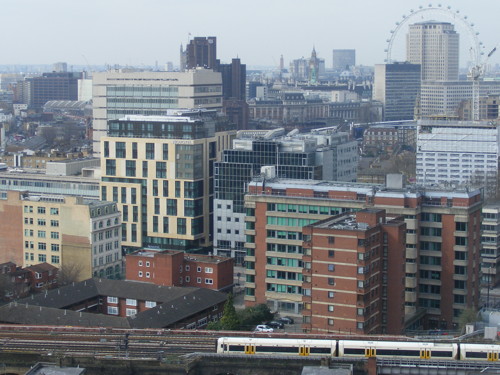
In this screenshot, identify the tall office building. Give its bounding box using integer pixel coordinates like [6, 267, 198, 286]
[243, 177, 481, 330]
[181, 37, 217, 71]
[416, 120, 500, 198]
[92, 69, 223, 155]
[332, 49, 356, 71]
[218, 58, 248, 130]
[100, 109, 235, 253]
[407, 21, 459, 82]
[15, 72, 81, 110]
[373, 62, 421, 121]
[214, 128, 358, 263]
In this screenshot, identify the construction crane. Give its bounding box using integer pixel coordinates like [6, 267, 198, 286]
[469, 46, 497, 121]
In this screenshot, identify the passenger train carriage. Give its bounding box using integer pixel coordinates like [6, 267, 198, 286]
[217, 337, 500, 362]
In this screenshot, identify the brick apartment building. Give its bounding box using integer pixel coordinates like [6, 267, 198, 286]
[243, 175, 482, 331]
[125, 249, 234, 292]
[301, 209, 406, 334]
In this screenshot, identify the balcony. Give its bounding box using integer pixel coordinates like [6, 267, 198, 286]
[405, 277, 417, 289]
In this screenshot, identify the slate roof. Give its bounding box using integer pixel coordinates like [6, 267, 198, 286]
[0, 278, 227, 329]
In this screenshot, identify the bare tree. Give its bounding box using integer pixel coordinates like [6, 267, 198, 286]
[57, 263, 83, 286]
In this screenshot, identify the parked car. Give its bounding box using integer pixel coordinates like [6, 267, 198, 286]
[278, 316, 295, 325]
[254, 325, 274, 332]
[265, 320, 284, 329]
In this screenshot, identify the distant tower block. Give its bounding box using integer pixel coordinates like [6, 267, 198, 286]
[332, 49, 355, 71]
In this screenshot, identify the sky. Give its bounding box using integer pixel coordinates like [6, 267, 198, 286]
[2, 0, 500, 69]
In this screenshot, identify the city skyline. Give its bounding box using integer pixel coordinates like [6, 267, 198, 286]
[2, 0, 500, 69]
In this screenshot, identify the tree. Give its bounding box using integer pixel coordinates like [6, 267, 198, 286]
[218, 294, 240, 330]
[57, 263, 82, 286]
[458, 308, 478, 334]
[237, 304, 273, 330]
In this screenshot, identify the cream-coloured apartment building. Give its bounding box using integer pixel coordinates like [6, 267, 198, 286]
[0, 190, 122, 280]
[100, 109, 235, 252]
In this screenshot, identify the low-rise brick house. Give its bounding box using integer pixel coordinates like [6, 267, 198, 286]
[0, 278, 227, 329]
[25, 262, 58, 291]
[125, 249, 234, 292]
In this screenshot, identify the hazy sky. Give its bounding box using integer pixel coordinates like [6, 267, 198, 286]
[2, 0, 500, 69]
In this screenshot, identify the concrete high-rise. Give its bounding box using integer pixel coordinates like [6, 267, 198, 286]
[416, 120, 500, 198]
[373, 62, 421, 121]
[407, 21, 459, 82]
[92, 69, 223, 156]
[332, 49, 355, 71]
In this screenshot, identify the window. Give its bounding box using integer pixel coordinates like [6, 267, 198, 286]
[197, 277, 202, 283]
[108, 306, 118, 315]
[328, 264, 335, 272]
[38, 254, 46, 262]
[37, 230, 46, 238]
[145, 301, 157, 308]
[125, 160, 136, 177]
[146, 272, 150, 278]
[37, 219, 46, 226]
[328, 236, 335, 244]
[126, 308, 137, 316]
[197, 266, 202, 272]
[328, 278, 335, 285]
[51, 255, 59, 264]
[50, 208, 59, 215]
[115, 142, 126, 158]
[328, 291, 335, 298]
[35, 272, 42, 279]
[50, 232, 59, 239]
[37, 207, 46, 214]
[205, 267, 213, 273]
[185, 265, 190, 271]
[328, 250, 335, 258]
[185, 276, 190, 282]
[51, 244, 59, 252]
[328, 319, 334, 326]
[205, 278, 213, 285]
[156, 162, 167, 178]
[146, 261, 150, 267]
[107, 296, 118, 304]
[50, 220, 59, 227]
[138, 271, 143, 277]
[328, 305, 334, 312]
[38, 242, 46, 250]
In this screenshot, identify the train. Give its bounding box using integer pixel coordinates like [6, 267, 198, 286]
[217, 337, 500, 361]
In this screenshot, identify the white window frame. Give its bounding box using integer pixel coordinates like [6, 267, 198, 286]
[205, 267, 213, 273]
[145, 301, 156, 308]
[126, 308, 137, 317]
[107, 306, 118, 315]
[107, 296, 118, 304]
[205, 278, 213, 285]
[126, 298, 137, 306]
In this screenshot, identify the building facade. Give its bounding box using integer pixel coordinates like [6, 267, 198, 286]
[181, 36, 217, 71]
[15, 72, 82, 110]
[416, 120, 500, 198]
[0, 191, 122, 279]
[100, 109, 235, 252]
[92, 69, 223, 155]
[125, 249, 234, 291]
[373, 63, 421, 121]
[302, 209, 407, 334]
[243, 177, 482, 330]
[214, 128, 358, 262]
[480, 204, 500, 289]
[332, 49, 356, 72]
[407, 21, 459, 82]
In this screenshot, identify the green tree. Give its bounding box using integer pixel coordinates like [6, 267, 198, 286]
[219, 294, 240, 330]
[458, 308, 478, 333]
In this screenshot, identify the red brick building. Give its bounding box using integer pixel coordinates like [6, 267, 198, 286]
[25, 262, 58, 291]
[302, 209, 406, 334]
[125, 249, 234, 292]
[243, 177, 482, 331]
